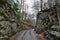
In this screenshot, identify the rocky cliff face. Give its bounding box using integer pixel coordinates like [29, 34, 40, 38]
[35, 5, 60, 40]
[0, 0, 21, 40]
[35, 6, 59, 34]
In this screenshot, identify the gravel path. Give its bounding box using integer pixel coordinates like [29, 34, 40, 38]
[14, 29, 40, 40]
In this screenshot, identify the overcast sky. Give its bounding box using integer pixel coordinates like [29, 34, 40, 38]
[22, 0, 48, 20]
[24, 0, 48, 14]
[18, 0, 55, 14]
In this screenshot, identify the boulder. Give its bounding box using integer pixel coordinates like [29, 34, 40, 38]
[0, 21, 11, 27]
[0, 21, 12, 35]
[0, 16, 4, 21]
[49, 31, 60, 38]
[11, 23, 18, 32]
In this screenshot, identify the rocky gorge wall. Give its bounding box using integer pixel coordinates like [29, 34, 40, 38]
[0, 1, 21, 40]
[35, 6, 60, 34]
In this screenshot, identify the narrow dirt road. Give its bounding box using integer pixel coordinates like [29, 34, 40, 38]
[14, 29, 40, 40]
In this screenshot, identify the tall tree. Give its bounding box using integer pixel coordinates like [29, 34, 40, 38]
[32, 1, 40, 11]
[40, 0, 43, 11]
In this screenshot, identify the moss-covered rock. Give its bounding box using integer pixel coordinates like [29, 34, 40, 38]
[0, 0, 22, 40]
[35, 7, 59, 34]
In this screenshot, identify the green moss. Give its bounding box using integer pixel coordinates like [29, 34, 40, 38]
[0, 38, 2, 40]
